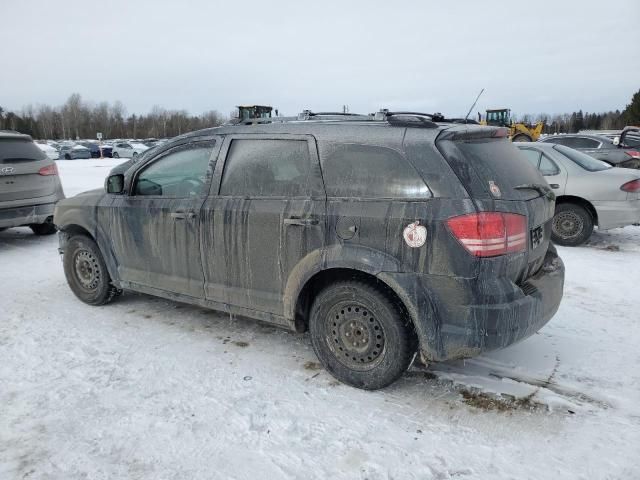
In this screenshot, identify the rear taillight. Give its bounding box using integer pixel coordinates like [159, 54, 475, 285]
[446, 212, 527, 257]
[38, 164, 58, 176]
[621, 179, 640, 193]
[625, 150, 640, 159]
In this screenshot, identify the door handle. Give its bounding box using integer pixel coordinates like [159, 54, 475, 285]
[283, 217, 319, 227]
[170, 211, 196, 220]
[549, 184, 560, 189]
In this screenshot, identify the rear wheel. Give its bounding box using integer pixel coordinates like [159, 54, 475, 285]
[512, 134, 532, 142]
[30, 216, 57, 235]
[552, 203, 593, 246]
[309, 280, 415, 390]
[63, 235, 121, 305]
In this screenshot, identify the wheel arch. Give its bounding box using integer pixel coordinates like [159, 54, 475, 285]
[555, 195, 598, 226]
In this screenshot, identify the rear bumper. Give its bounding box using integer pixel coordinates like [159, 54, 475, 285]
[0, 203, 56, 228]
[593, 199, 640, 230]
[379, 245, 565, 362]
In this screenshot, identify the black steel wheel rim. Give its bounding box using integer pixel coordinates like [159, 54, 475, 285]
[553, 211, 583, 239]
[74, 249, 101, 291]
[326, 302, 386, 371]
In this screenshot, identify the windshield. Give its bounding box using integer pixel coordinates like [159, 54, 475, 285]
[554, 144, 611, 171]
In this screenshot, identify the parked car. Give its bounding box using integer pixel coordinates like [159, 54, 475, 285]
[59, 144, 92, 160]
[516, 143, 640, 246]
[55, 112, 565, 390]
[112, 141, 148, 159]
[36, 142, 59, 160]
[0, 132, 65, 234]
[539, 128, 640, 169]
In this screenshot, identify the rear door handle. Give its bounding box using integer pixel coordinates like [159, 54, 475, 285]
[170, 211, 196, 220]
[283, 217, 319, 226]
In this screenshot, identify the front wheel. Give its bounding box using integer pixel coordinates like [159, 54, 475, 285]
[309, 280, 415, 390]
[63, 235, 121, 305]
[551, 203, 594, 246]
[112, 152, 119, 158]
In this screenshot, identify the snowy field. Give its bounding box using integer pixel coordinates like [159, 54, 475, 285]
[1, 159, 639, 480]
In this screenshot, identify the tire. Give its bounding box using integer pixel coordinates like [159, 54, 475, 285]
[64, 154, 71, 160]
[30, 217, 57, 235]
[309, 280, 415, 390]
[551, 203, 594, 246]
[512, 134, 532, 142]
[132, 152, 138, 159]
[63, 235, 121, 305]
[113, 152, 119, 158]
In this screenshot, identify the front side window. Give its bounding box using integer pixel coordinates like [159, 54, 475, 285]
[219, 139, 313, 197]
[134, 142, 214, 197]
[322, 143, 431, 198]
[539, 155, 560, 176]
[519, 148, 541, 168]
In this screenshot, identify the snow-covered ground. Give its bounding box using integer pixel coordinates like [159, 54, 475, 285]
[1, 159, 639, 479]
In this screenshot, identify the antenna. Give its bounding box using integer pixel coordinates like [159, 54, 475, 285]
[464, 88, 484, 122]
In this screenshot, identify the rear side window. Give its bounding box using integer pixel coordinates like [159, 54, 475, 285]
[220, 139, 313, 197]
[566, 137, 600, 149]
[0, 139, 47, 163]
[322, 144, 431, 199]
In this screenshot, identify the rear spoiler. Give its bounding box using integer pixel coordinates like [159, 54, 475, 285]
[436, 126, 510, 142]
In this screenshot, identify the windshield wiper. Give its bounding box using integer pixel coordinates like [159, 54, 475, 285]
[514, 183, 555, 200]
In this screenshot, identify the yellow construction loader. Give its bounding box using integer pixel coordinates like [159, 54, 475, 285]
[480, 108, 544, 142]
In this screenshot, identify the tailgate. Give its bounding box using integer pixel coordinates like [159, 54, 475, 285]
[437, 127, 556, 282]
[0, 138, 57, 203]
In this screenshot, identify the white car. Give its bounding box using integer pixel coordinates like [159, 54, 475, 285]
[516, 142, 640, 246]
[112, 141, 149, 159]
[36, 143, 59, 160]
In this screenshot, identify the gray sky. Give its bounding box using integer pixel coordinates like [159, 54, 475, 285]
[2, 0, 639, 118]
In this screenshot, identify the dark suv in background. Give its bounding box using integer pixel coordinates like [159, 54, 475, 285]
[0, 131, 65, 235]
[54, 111, 565, 389]
[539, 127, 640, 169]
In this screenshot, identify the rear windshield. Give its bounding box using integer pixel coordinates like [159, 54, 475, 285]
[439, 137, 545, 200]
[554, 144, 611, 171]
[622, 131, 640, 148]
[0, 138, 47, 163]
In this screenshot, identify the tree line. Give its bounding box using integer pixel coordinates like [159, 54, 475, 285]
[0, 93, 226, 140]
[1, 89, 639, 140]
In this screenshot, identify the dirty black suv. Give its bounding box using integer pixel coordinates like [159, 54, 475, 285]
[55, 111, 565, 390]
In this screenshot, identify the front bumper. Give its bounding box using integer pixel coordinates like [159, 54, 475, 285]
[379, 245, 565, 362]
[0, 203, 56, 229]
[593, 199, 640, 230]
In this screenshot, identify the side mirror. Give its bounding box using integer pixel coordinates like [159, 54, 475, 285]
[613, 136, 620, 146]
[106, 174, 125, 194]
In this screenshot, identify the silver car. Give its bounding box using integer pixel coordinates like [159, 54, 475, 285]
[0, 132, 65, 235]
[111, 141, 149, 159]
[516, 142, 640, 246]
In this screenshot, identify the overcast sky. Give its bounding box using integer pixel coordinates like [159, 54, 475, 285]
[1, 0, 639, 118]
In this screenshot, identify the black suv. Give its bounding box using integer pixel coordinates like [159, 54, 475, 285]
[54, 111, 565, 390]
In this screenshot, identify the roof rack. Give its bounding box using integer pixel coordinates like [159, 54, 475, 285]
[234, 109, 477, 128]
